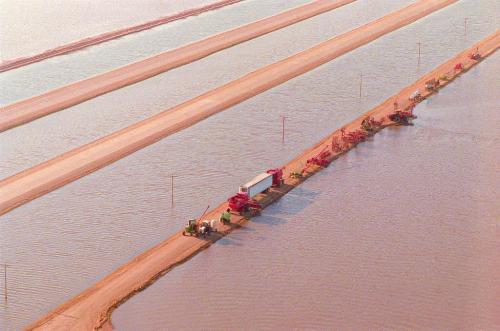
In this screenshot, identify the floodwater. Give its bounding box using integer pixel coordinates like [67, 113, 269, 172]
[0, 0, 312, 105]
[0, 0, 498, 330]
[1, 0, 498, 176]
[0, 0, 229, 61]
[112, 53, 500, 330]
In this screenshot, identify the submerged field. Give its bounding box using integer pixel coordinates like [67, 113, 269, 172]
[0, 0, 498, 329]
[113, 52, 500, 330]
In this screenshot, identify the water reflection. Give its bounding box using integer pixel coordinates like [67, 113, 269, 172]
[112, 52, 500, 331]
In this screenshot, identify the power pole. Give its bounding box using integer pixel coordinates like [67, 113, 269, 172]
[281, 115, 286, 144]
[3, 264, 7, 302]
[359, 73, 363, 99]
[417, 42, 421, 70]
[170, 175, 175, 208]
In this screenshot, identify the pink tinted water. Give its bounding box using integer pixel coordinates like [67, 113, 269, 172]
[0, 1, 498, 330]
[112, 54, 500, 330]
[0, 0, 225, 61]
[0, 0, 313, 105]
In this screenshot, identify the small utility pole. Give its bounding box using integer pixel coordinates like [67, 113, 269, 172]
[281, 115, 286, 144]
[359, 73, 363, 99]
[3, 264, 7, 302]
[417, 42, 421, 70]
[170, 175, 175, 208]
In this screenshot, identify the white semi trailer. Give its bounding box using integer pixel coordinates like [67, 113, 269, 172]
[239, 173, 273, 198]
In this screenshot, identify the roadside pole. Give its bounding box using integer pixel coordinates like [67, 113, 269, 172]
[417, 42, 421, 71]
[281, 115, 286, 144]
[359, 72, 363, 99]
[171, 175, 175, 208]
[2, 264, 7, 302]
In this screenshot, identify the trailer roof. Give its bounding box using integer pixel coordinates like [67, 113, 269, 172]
[243, 172, 272, 187]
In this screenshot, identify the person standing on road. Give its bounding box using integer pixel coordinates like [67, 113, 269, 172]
[220, 208, 231, 225]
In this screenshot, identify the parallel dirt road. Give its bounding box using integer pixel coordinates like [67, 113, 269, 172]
[26, 31, 499, 331]
[0, 0, 356, 132]
[0, 0, 460, 218]
[0, 0, 243, 73]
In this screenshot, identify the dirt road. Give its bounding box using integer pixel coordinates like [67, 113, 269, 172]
[25, 31, 499, 331]
[0, 0, 355, 132]
[0, 0, 243, 73]
[0, 0, 460, 217]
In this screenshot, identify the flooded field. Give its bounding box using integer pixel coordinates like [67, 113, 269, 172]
[0, 0, 312, 105]
[0, 0, 236, 61]
[0, 0, 498, 329]
[112, 53, 500, 330]
[8, 0, 500, 178]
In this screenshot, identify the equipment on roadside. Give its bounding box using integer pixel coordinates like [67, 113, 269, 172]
[341, 128, 368, 145]
[183, 219, 199, 236]
[425, 78, 440, 91]
[199, 220, 216, 237]
[220, 209, 231, 225]
[332, 135, 349, 153]
[267, 168, 285, 187]
[227, 168, 285, 214]
[454, 62, 463, 71]
[289, 171, 302, 179]
[306, 150, 331, 168]
[409, 89, 422, 102]
[302, 146, 332, 174]
[388, 108, 416, 126]
[183, 205, 211, 237]
[331, 135, 345, 153]
[305, 155, 330, 168]
[183, 219, 216, 237]
[361, 116, 383, 133]
[239, 172, 273, 198]
[469, 50, 481, 61]
[228, 193, 261, 213]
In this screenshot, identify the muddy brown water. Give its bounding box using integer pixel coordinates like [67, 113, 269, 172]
[112, 53, 500, 330]
[0, 0, 498, 329]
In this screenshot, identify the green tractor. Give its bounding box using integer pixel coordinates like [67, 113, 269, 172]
[183, 219, 198, 237]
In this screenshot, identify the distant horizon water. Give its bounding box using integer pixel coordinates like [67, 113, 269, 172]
[0, 0, 230, 61]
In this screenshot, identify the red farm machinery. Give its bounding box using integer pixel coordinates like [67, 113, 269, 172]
[227, 168, 284, 214]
